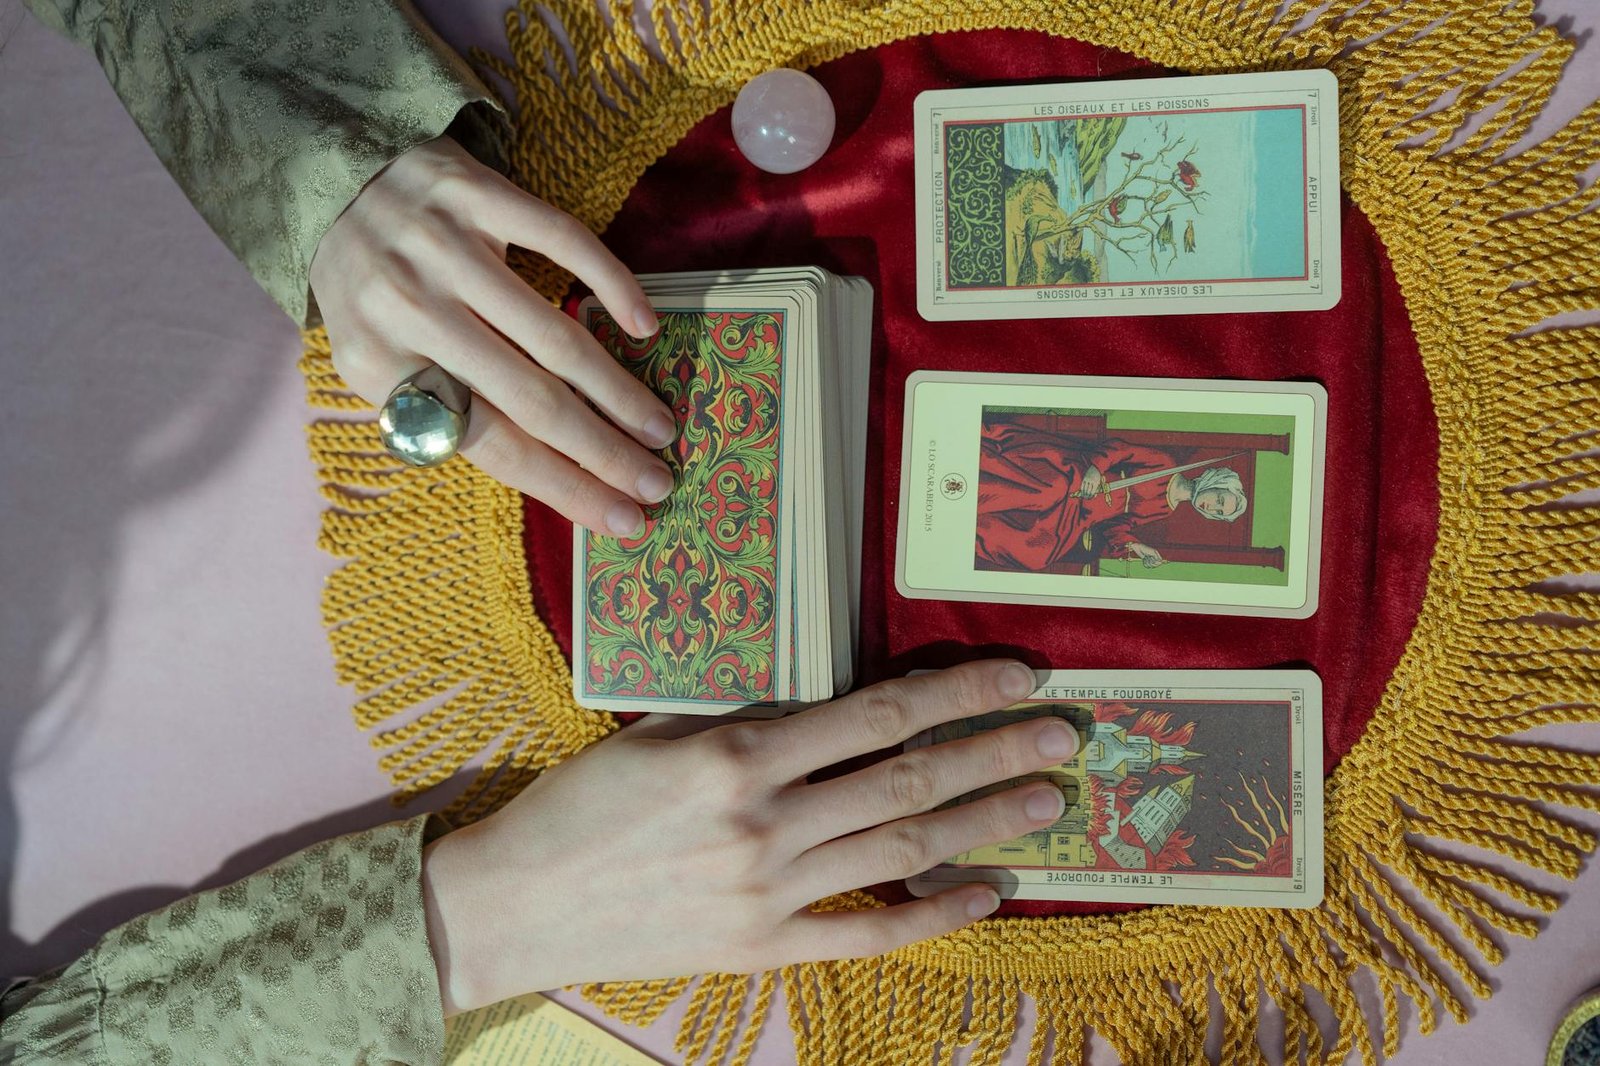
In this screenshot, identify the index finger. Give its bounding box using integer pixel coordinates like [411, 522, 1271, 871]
[751, 660, 1039, 782]
[469, 176, 658, 339]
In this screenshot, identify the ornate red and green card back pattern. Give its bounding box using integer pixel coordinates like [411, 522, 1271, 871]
[578, 309, 787, 705]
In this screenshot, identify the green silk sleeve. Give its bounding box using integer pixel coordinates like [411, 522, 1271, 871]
[22, 0, 510, 326]
[1, 815, 448, 1065]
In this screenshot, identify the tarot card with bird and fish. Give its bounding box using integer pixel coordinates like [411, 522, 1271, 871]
[905, 670, 1324, 908]
[915, 69, 1340, 319]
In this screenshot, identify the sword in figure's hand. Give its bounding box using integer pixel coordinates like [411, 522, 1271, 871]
[1072, 453, 1245, 503]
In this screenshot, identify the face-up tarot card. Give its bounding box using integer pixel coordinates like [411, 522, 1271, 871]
[905, 669, 1324, 908]
[914, 69, 1341, 320]
[895, 372, 1326, 617]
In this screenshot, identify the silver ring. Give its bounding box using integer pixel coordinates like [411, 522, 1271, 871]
[378, 365, 473, 467]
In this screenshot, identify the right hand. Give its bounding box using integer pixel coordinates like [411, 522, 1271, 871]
[1078, 465, 1106, 498]
[309, 136, 675, 538]
[420, 661, 1080, 1013]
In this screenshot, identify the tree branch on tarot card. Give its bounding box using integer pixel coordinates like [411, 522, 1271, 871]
[1007, 126, 1210, 285]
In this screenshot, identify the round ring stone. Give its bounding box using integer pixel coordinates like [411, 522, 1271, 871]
[731, 68, 837, 174]
[378, 365, 472, 467]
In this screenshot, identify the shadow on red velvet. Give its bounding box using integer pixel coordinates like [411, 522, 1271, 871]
[522, 29, 1441, 918]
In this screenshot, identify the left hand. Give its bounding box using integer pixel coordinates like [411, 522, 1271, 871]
[419, 661, 1078, 1012]
[1126, 541, 1166, 568]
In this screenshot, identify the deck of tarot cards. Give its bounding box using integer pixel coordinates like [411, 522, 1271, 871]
[572, 268, 873, 715]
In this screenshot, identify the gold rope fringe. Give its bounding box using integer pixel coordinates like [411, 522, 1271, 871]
[301, 0, 1600, 1061]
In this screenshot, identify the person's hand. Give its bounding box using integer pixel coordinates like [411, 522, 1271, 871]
[1126, 541, 1166, 568]
[1079, 465, 1106, 498]
[420, 661, 1079, 1013]
[309, 135, 677, 537]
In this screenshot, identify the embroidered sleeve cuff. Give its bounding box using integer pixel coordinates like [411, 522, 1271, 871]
[1, 815, 448, 1065]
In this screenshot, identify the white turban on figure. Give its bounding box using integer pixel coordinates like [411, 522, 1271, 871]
[1191, 467, 1248, 522]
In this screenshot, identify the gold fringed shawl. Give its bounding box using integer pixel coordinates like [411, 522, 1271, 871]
[300, 0, 1600, 1062]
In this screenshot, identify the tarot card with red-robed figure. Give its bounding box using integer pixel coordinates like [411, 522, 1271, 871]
[896, 372, 1326, 617]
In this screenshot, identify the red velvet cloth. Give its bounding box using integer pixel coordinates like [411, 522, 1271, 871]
[522, 30, 1440, 916]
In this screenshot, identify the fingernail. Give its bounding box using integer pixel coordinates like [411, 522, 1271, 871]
[966, 887, 1001, 919]
[633, 305, 659, 338]
[1025, 785, 1066, 822]
[1000, 663, 1036, 701]
[643, 411, 678, 448]
[606, 500, 646, 537]
[1036, 720, 1078, 761]
[636, 465, 674, 503]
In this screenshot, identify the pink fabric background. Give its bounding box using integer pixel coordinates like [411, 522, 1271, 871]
[1, 1, 1596, 1062]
